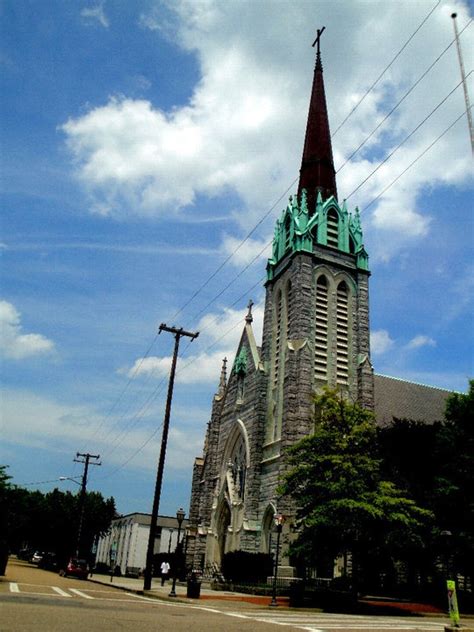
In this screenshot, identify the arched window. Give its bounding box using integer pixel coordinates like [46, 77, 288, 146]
[315, 275, 328, 381]
[273, 289, 283, 388]
[229, 434, 247, 500]
[336, 281, 349, 384]
[327, 208, 339, 248]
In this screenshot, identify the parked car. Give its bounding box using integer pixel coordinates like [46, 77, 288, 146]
[17, 548, 34, 561]
[30, 551, 44, 564]
[59, 558, 88, 580]
[38, 552, 58, 571]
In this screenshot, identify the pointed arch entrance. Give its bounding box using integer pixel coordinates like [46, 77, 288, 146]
[215, 499, 231, 567]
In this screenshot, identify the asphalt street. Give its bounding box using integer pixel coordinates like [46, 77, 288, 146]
[0, 558, 452, 632]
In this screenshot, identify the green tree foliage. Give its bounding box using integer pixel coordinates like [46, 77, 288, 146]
[437, 381, 474, 582]
[2, 475, 116, 563]
[279, 388, 432, 590]
[379, 380, 474, 585]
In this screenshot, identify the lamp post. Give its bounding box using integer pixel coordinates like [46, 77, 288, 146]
[270, 513, 285, 607]
[168, 529, 174, 554]
[169, 508, 186, 598]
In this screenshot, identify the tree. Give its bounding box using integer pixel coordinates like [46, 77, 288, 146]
[433, 380, 474, 584]
[378, 381, 474, 587]
[0, 466, 12, 573]
[2, 471, 116, 564]
[278, 388, 431, 591]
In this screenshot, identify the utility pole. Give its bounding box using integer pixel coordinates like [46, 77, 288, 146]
[451, 13, 474, 155]
[74, 452, 101, 557]
[143, 324, 199, 591]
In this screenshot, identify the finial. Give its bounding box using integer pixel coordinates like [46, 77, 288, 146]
[245, 299, 254, 324]
[312, 26, 326, 59]
[218, 357, 227, 395]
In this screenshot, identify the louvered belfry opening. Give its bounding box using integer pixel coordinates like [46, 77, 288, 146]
[336, 281, 349, 384]
[326, 208, 339, 248]
[315, 275, 328, 380]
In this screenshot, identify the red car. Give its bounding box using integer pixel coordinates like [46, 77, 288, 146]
[59, 558, 88, 580]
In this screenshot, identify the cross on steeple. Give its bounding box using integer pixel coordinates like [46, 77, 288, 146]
[312, 26, 326, 55]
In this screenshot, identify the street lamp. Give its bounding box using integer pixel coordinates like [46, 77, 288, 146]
[169, 508, 186, 598]
[59, 476, 81, 486]
[168, 529, 174, 554]
[270, 513, 285, 607]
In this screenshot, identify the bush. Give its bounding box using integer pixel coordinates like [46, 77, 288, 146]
[221, 551, 273, 583]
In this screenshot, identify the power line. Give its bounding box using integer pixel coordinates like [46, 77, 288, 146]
[336, 20, 472, 174]
[361, 107, 471, 214]
[96, 105, 469, 482]
[332, 0, 442, 137]
[82, 9, 463, 467]
[346, 73, 470, 201]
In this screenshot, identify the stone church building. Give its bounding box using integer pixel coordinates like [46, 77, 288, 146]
[186, 44, 451, 575]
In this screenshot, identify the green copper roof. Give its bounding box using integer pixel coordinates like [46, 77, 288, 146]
[267, 190, 369, 280]
[233, 347, 248, 376]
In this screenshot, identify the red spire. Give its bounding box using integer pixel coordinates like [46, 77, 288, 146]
[297, 36, 337, 213]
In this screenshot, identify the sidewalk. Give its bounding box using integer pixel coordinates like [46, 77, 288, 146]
[88, 573, 289, 607]
[88, 573, 454, 616]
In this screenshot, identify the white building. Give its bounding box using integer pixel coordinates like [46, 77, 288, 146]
[95, 513, 188, 576]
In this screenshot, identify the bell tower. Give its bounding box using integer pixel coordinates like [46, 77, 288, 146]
[260, 35, 374, 466]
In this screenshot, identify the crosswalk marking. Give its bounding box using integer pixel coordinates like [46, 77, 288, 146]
[52, 586, 71, 597]
[69, 588, 94, 599]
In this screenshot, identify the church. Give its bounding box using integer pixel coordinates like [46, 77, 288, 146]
[186, 41, 451, 575]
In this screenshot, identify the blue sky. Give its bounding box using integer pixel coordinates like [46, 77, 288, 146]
[1, 0, 473, 519]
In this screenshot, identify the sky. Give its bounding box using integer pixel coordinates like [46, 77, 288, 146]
[1, 0, 473, 520]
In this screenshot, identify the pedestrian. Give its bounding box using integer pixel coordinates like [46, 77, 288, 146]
[160, 560, 170, 586]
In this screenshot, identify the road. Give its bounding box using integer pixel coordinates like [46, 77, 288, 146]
[0, 558, 450, 632]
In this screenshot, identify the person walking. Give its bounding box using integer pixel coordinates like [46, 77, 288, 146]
[160, 560, 170, 586]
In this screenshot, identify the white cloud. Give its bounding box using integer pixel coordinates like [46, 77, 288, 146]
[63, 0, 473, 257]
[406, 334, 436, 350]
[371, 329, 395, 356]
[0, 388, 205, 473]
[127, 301, 264, 385]
[0, 300, 55, 360]
[81, 3, 109, 28]
[220, 233, 272, 267]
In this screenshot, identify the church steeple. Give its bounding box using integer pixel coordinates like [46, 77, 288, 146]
[297, 28, 337, 213]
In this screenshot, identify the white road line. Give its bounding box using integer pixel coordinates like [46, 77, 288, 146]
[51, 586, 71, 597]
[9, 583, 19, 593]
[69, 588, 94, 600]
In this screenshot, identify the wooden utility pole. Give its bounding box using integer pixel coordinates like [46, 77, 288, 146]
[73, 452, 101, 557]
[143, 324, 199, 591]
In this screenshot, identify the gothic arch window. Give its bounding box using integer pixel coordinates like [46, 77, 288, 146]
[336, 281, 350, 384]
[228, 433, 247, 501]
[327, 208, 339, 248]
[315, 275, 328, 381]
[273, 289, 283, 389]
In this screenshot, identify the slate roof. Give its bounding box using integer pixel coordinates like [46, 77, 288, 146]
[374, 373, 452, 427]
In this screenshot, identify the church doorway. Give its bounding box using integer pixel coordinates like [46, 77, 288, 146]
[217, 501, 231, 566]
[261, 505, 276, 554]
